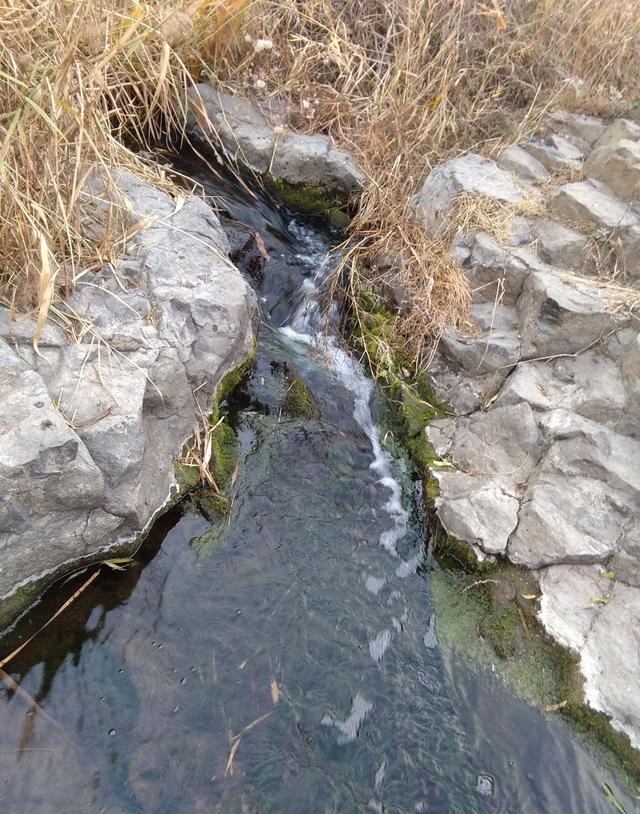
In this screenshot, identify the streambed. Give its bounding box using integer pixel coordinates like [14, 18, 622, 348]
[0, 157, 635, 813]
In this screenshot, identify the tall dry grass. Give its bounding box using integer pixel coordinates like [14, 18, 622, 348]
[1, 0, 639, 360]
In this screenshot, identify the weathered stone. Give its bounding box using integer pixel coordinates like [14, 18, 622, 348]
[538, 564, 611, 651]
[517, 269, 628, 359]
[520, 133, 583, 172]
[611, 223, 640, 280]
[540, 564, 640, 749]
[466, 233, 541, 306]
[509, 412, 640, 568]
[410, 154, 524, 235]
[433, 471, 520, 556]
[445, 403, 541, 487]
[187, 85, 275, 172]
[548, 111, 606, 147]
[0, 170, 257, 612]
[270, 133, 366, 193]
[584, 138, 640, 201]
[496, 350, 627, 428]
[610, 517, 640, 587]
[498, 144, 550, 183]
[187, 84, 366, 194]
[581, 582, 640, 750]
[619, 333, 640, 438]
[440, 304, 520, 375]
[533, 218, 590, 269]
[592, 118, 640, 151]
[550, 180, 639, 232]
[509, 217, 533, 247]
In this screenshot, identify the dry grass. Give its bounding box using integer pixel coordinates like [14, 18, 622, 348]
[1, 0, 639, 364]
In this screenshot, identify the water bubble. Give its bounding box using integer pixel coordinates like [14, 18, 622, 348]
[180, 676, 187, 685]
[109, 729, 116, 737]
[476, 774, 495, 796]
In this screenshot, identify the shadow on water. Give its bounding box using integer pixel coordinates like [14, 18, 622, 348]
[0, 148, 637, 813]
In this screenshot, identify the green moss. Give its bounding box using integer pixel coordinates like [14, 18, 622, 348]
[281, 377, 320, 419]
[209, 420, 239, 490]
[263, 173, 349, 226]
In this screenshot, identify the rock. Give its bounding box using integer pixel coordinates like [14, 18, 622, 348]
[187, 84, 366, 195]
[613, 223, 640, 280]
[592, 118, 640, 151]
[548, 111, 606, 147]
[520, 133, 583, 172]
[410, 154, 524, 235]
[443, 403, 541, 487]
[187, 85, 275, 172]
[433, 471, 520, 556]
[0, 170, 257, 613]
[429, 404, 542, 556]
[440, 304, 520, 375]
[517, 269, 629, 359]
[465, 233, 544, 306]
[496, 350, 627, 429]
[533, 218, 590, 269]
[581, 582, 640, 750]
[584, 138, 640, 201]
[610, 517, 640, 587]
[270, 133, 366, 193]
[540, 564, 640, 750]
[498, 144, 550, 183]
[619, 334, 640, 438]
[508, 412, 640, 568]
[550, 180, 639, 231]
[538, 564, 611, 650]
[509, 217, 533, 247]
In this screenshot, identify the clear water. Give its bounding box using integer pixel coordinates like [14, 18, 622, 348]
[0, 157, 635, 813]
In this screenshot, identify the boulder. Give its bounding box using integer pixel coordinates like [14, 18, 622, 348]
[439, 304, 520, 376]
[517, 269, 628, 359]
[498, 144, 550, 183]
[0, 170, 257, 614]
[548, 111, 606, 147]
[584, 138, 640, 201]
[410, 154, 524, 234]
[592, 118, 640, 151]
[540, 565, 640, 750]
[495, 350, 627, 429]
[550, 180, 639, 232]
[465, 234, 544, 306]
[533, 218, 590, 269]
[187, 84, 366, 195]
[508, 412, 640, 568]
[432, 471, 520, 556]
[520, 133, 583, 172]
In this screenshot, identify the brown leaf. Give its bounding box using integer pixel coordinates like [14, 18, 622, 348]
[254, 232, 270, 261]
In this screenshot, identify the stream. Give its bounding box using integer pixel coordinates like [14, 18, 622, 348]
[0, 154, 636, 813]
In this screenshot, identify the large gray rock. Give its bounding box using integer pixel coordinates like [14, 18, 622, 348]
[465, 234, 545, 306]
[533, 218, 590, 269]
[548, 111, 606, 147]
[498, 144, 549, 183]
[584, 139, 640, 201]
[593, 118, 640, 151]
[187, 84, 366, 194]
[439, 303, 520, 376]
[410, 154, 524, 234]
[520, 133, 583, 172]
[540, 565, 640, 750]
[0, 170, 256, 613]
[517, 269, 628, 359]
[550, 180, 638, 231]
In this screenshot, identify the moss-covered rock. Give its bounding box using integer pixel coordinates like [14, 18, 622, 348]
[263, 173, 349, 227]
[281, 376, 320, 419]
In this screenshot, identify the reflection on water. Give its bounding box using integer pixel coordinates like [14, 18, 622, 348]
[0, 155, 635, 813]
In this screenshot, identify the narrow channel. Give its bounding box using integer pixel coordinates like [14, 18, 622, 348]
[0, 153, 634, 814]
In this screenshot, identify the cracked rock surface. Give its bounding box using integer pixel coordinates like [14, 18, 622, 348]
[415, 114, 640, 747]
[0, 170, 256, 615]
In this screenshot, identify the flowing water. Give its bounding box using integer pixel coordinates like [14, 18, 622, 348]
[0, 156, 636, 813]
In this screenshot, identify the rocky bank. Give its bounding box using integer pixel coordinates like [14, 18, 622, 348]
[412, 114, 640, 749]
